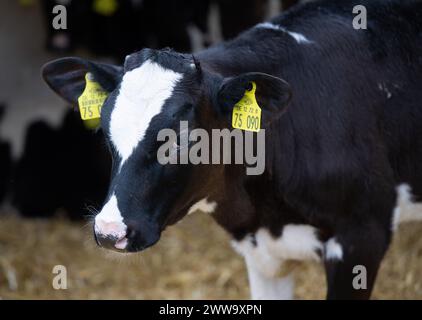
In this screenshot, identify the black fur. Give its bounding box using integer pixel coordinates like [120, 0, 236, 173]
[0, 104, 12, 203]
[12, 111, 111, 220]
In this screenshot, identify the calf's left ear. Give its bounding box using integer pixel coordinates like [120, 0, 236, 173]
[42, 57, 123, 105]
[217, 72, 292, 125]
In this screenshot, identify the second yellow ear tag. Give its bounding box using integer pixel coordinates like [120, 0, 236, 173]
[93, 0, 118, 16]
[232, 82, 261, 132]
[78, 73, 108, 122]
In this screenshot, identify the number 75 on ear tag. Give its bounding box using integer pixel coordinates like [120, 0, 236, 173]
[77, 73, 108, 120]
[232, 81, 261, 132]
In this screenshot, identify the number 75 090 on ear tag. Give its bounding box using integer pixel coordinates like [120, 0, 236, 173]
[78, 73, 108, 121]
[232, 81, 261, 132]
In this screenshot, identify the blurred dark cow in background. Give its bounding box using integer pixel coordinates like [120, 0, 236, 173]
[0, 106, 110, 219]
[12, 111, 111, 219]
[0, 105, 12, 203]
[43, 0, 422, 299]
[42, 0, 210, 57]
[42, 0, 301, 59]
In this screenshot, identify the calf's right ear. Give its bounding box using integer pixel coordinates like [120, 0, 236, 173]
[41, 57, 123, 105]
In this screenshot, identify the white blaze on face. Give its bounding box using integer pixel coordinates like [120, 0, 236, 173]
[95, 194, 127, 240]
[110, 60, 183, 166]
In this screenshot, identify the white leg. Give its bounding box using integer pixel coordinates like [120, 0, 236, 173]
[232, 236, 295, 300]
[245, 255, 294, 300]
[399, 205, 422, 223]
[394, 184, 422, 230]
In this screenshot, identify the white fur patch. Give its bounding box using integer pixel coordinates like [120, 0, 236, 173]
[255, 22, 313, 44]
[110, 60, 183, 165]
[232, 232, 281, 278]
[187, 198, 217, 215]
[378, 83, 392, 99]
[393, 183, 422, 230]
[246, 259, 294, 300]
[232, 225, 322, 299]
[233, 225, 322, 267]
[260, 225, 322, 261]
[95, 194, 127, 240]
[324, 237, 343, 261]
[232, 233, 294, 300]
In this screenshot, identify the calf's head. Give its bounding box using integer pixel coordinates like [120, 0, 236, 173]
[42, 49, 291, 253]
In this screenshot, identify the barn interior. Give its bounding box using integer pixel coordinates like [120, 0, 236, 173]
[0, 0, 421, 299]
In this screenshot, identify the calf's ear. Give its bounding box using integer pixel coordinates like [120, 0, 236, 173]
[217, 72, 292, 125]
[41, 57, 123, 105]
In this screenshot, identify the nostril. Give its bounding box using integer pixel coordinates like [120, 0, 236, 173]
[126, 227, 137, 240]
[95, 232, 129, 251]
[95, 234, 116, 249]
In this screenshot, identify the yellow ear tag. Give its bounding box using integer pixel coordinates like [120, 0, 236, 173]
[78, 73, 108, 124]
[19, 0, 35, 7]
[232, 81, 261, 132]
[93, 0, 118, 16]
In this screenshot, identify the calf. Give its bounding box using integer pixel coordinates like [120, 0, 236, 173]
[42, 0, 422, 299]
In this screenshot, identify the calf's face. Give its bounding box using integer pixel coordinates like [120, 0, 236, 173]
[42, 49, 291, 253]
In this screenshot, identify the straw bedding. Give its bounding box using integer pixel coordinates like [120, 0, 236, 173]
[0, 211, 420, 299]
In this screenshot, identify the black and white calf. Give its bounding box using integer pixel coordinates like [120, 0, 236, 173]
[42, 0, 422, 299]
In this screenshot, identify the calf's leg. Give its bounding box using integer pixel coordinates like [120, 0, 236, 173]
[245, 255, 294, 300]
[324, 223, 391, 300]
[232, 236, 294, 300]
